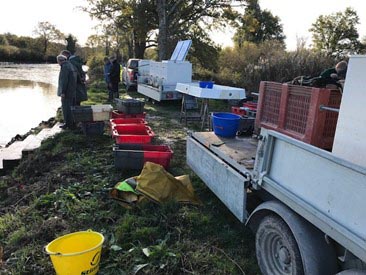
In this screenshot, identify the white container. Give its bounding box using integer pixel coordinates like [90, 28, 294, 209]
[149, 61, 192, 85]
[91, 104, 112, 121]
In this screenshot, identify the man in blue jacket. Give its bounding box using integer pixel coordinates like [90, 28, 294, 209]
[57, 54, 77, 129]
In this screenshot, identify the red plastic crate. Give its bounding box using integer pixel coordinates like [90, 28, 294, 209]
[243, 102, 258, 111]
[255, 81, 342, 150]
[110, 118, 146, 124]
[112, 124, 155, 144]
[109, 118, 147, 135]
[110, 118, 147, 126]
[231, 106, 246, 116]
[111, 110, 146, 119]
[113, 144, 173, 170]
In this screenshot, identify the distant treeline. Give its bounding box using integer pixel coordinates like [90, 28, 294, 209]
[0, 33, 65, 63]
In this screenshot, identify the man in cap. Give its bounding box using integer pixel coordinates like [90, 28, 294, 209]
[57, 54, 77, 129]
[61, 50, 88, 105]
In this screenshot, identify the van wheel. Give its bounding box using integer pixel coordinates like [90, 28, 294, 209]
[255, 215, 304, 275]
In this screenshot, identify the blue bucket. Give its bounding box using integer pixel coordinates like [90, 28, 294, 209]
[212, 112, 241, 138]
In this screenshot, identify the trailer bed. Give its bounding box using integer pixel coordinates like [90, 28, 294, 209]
[191, 132, 258, 172]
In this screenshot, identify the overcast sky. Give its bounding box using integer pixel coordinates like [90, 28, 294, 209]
[0, 0, 365, 50]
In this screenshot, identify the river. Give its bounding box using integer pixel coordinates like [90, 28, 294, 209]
[0, 64, 60, 147]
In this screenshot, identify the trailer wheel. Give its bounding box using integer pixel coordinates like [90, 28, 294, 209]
[256, 214, 304, 275]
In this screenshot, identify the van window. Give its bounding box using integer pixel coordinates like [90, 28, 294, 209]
[129, 60, 139, 69]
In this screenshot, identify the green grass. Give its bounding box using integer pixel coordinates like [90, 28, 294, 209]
[0, 84, 260, 274]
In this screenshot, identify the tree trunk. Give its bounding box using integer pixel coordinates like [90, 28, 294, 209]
[43, 39, 48, 56]
[105, 37, 109, 56]
[156, 0, 168, 61]
[135, 41, 146, 59]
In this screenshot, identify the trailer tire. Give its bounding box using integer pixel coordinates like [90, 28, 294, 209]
[256, 214, 304, 275]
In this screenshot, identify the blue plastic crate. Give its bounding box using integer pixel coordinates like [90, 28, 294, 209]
[199, 81, 214, 89]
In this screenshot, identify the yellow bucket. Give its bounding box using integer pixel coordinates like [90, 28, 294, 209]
[45, 230, 104, 275]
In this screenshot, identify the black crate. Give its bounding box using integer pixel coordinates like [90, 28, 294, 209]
[113, 148, 144, 170]
[81, 121, 105, 135]
[115, 99, 145, 114]
[71, 106, 93, 122]
[238, 116, 255, 135]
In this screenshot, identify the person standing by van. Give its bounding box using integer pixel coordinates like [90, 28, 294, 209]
[109, 56, 121, 99]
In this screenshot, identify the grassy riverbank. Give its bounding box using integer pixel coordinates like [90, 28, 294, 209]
[0, 84, 260, 274]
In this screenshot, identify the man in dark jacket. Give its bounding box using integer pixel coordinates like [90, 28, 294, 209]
[314, 60, 348, 90]
[109, 56, 121, 99]
[57, 54, 77, 129]
[61, 50, 88, 105]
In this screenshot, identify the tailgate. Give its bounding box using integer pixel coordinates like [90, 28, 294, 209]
[187, 133, 257, 222]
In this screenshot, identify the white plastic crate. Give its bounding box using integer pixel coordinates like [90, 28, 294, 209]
[91, 104, 112, 121]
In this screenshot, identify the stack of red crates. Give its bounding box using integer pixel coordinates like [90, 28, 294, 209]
[110, 110, 173, 169]
[112, 124, 155, 144]
[255, 81, 342, 150]
[111, 109, 152, 144]
[231, 102, 258, 116]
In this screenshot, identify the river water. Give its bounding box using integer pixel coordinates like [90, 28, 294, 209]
[0, 64, 60, 147]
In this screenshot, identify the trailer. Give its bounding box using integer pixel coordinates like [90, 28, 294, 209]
[186, 56, 366, 274]
[137, 40, 192, 102]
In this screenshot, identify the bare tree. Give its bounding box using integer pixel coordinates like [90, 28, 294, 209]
[33, 21, 64, 56]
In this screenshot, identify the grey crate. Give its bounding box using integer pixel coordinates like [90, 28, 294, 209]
[71, 106, 93, 122]
[238, 116, 255, 134]
[115, 99, 145, 114]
